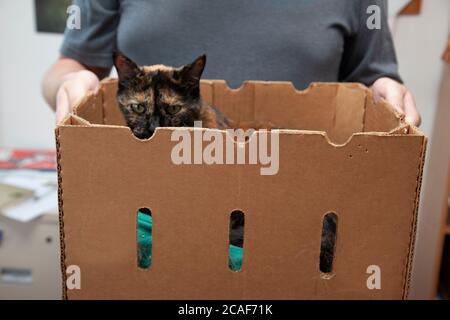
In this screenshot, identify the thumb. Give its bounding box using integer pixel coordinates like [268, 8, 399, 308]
[383, 88, 405, 116]
[55, 84, 70, 125]
[403, 91, 421, 126]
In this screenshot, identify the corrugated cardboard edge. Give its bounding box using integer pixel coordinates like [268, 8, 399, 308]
[57, 96, 104, 300]
[55, 126, 67, 300]
[402, 128, 428, 299]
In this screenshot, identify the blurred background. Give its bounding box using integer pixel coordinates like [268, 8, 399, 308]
[0, 0, 449, 299]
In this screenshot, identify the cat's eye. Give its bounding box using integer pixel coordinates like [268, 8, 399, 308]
[166, 105, 182, 115]
[131, 103, 146, 114]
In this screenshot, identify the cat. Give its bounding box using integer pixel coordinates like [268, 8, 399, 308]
[113, 52, 234, 139]
[113, 52, 336, 273]
[113, 52, 275, 138]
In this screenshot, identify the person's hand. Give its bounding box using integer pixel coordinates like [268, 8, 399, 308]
[55, 70, 100, 124]
[371, 77, 421, 127]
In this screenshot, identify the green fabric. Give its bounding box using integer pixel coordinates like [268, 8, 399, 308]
[228, 244, 243, 271]
[137, 211, 152, 269]
[137, 210, 243, 271]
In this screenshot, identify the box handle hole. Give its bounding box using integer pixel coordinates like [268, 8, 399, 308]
[137, 208, 152, 269]
[320, 212, 338, 274]
[229, 210, 245, 272]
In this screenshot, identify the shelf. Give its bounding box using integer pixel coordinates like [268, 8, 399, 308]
[400, 0, 422, 15]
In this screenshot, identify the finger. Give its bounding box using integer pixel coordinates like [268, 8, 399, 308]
[67, 75, 100, 112]
[383, 87, 405, 116]
[66, 81, 91, 113]
[372, 86, 384, 103]
[55, 85, 70, 125]
[78, 70, 100, 92]
[403, 91, 421, 126]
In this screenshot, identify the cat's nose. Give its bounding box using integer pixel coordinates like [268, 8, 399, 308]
[148, 120, 160, 135]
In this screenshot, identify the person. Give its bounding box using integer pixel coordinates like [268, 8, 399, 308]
[42, 0, 421, 126]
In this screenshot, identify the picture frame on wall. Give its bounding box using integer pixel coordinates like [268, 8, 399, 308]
[34, 0, 72, 34]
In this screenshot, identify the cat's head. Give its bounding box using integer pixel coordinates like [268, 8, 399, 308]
[113, 52, 206, 139]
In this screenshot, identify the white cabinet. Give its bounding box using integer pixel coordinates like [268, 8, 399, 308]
[0, 213, 61, 299]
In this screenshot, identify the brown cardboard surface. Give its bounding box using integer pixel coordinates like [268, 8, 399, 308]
[73, 90, 103, 125]
[101, 79, 126, 126]
[199, 81, 386, 145]
[57, 80, 426, 299]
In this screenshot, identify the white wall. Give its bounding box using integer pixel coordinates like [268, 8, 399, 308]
[392, 0, 450, 299]
[0, 0, 62, 149]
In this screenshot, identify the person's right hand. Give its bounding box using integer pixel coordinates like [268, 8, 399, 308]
[55, 70, 100, 124]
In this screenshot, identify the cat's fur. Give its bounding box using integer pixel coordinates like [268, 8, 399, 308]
[113, 53, 335, 272]
[319, 214, 337, 273]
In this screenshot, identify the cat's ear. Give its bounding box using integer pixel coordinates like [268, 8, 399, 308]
[177, 54, 206, 84]
[113, 51, 141, 82]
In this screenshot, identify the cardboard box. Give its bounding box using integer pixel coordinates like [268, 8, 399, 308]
[56, 79, 426, 299]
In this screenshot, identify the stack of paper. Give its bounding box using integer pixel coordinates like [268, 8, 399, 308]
[0, 184, 34, 209]
[0, 170, 58, 223]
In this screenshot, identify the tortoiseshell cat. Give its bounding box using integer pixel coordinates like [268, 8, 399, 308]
[113, 52, 336, 272]
[113, 52, 233, 139]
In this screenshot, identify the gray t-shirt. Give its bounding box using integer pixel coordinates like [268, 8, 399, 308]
[61, 0, 401, 89]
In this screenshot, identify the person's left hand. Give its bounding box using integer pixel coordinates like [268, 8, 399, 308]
[371, 77, 421, 127]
